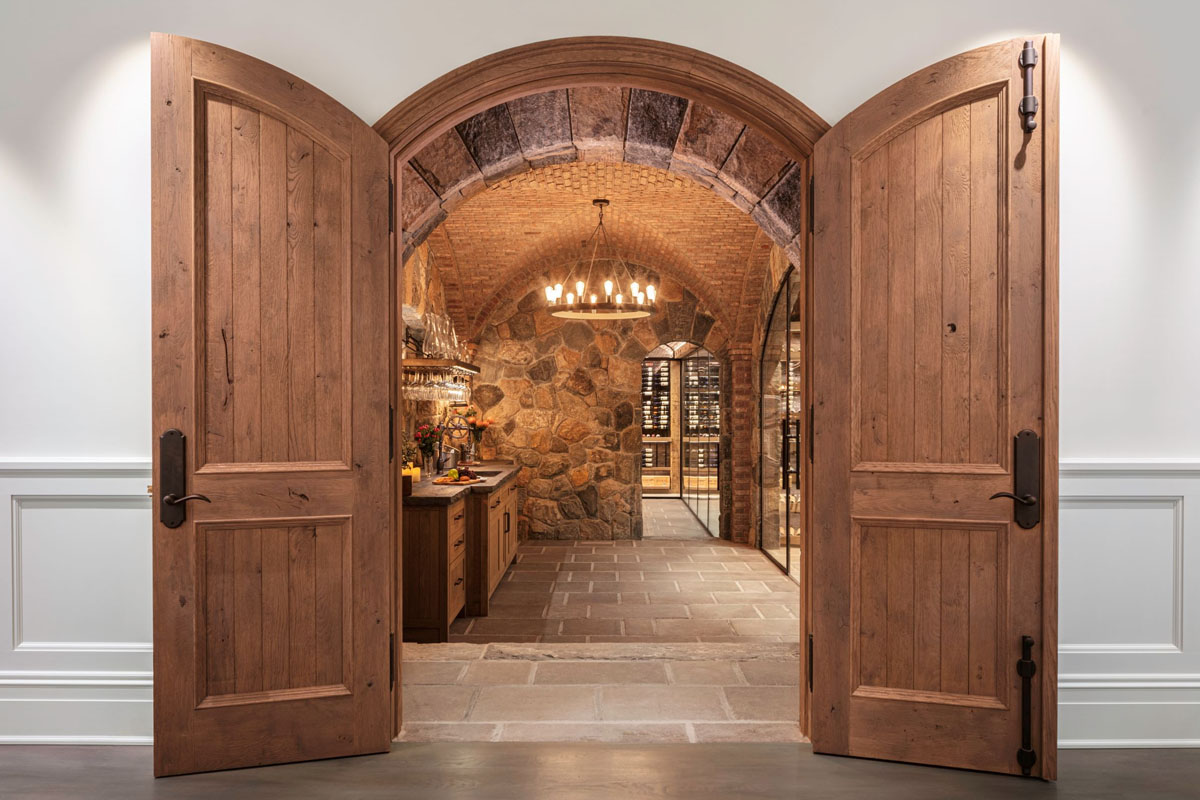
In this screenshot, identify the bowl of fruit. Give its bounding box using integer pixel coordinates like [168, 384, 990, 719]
[433, 467, 482, 485]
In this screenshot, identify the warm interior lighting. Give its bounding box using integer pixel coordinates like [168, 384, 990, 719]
[544, 199, 657, 320]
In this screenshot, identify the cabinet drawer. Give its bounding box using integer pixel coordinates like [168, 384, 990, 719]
[446, 500, 467, 542]
[448, 553, 466, 619]
[448, 524, 467, 561]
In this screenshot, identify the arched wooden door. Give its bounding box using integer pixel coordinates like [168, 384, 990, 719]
[151, 34, 392, 776]
[811, 36, 1059, 778]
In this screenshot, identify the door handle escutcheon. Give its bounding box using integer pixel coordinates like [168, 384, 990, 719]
[994, 429, 1041, 529]
[163, 493, 212, 505]
[990, 491, 1037, 506]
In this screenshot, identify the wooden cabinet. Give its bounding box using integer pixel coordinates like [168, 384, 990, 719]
[466, 481, 519, 616]
[402, 497, 467, 642]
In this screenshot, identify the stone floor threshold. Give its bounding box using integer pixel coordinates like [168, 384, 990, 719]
[400, 641, 804, 744]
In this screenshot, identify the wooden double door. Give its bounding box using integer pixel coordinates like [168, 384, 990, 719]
[151, 33, 1057, 779]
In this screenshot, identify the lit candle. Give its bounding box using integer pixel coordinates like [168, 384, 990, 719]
[544, 285, 555, 302]
[554, 283, 563, 299]
[636, 294, 645, 305]
[590, 293, 598, 304]
[604, 280, 613, 297]
[646, 284, 656, 301]
[615, 294, 623, 304]
[630, 281, 640, 296]
[576, 280, 585, 297]
[566, 292, 575, 305]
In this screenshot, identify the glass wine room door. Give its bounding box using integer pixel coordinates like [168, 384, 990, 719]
[759, 270, 803, 580]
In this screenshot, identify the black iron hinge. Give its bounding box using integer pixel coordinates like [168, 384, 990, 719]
[807, 633, 814, 691]
[389, 632, 396, 690]
[388, 405, 395, 462]
[388, 176, 395, 233]
[1016, 634, 1038, 776]
[1019, 40, 1039, 133]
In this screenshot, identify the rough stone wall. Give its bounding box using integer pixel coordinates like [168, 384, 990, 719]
[470, 275, 726, 541]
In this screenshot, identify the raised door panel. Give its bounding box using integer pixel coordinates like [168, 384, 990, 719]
[197, 518, 351, 705]
[198, 92, 351, 473]
[852, 94, 1006, 473]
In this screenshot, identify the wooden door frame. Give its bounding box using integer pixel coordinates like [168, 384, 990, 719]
[373, 36, 830, 738]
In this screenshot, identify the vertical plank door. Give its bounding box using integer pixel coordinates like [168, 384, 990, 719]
[811, 36, 1058, 778]
[152, 33, 391, 776]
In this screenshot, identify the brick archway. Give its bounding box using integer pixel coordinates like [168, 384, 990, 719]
[374, 37, 830, 547]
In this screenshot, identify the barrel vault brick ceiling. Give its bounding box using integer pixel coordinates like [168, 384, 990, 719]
[421, 160, 773, 350]
[400, 87, 807, 345]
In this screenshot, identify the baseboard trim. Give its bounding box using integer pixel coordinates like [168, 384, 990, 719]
[0, 735, 152, 745]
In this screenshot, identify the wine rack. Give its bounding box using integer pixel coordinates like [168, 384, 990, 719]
[681, 353, 721, 535]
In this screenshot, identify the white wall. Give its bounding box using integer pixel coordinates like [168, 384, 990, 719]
[1, 0, 1197, 746]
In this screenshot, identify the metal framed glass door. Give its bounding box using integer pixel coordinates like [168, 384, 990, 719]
[759, 269, 803, 579]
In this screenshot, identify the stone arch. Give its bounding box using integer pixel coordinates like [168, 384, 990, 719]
[394, 84, 811, 268]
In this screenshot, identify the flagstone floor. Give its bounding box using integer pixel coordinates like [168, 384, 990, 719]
[400, 500, 803, 743]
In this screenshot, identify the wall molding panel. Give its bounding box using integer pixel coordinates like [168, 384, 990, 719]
[0, 459, 153, 744]
[1, 458, 1197, 746]
[1058, 459, 1200, 748]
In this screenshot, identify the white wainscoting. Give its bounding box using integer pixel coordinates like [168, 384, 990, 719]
[0, 459, 153, 744]
[1, 458, 1197, 747]
[1059, 459, 1200, 748]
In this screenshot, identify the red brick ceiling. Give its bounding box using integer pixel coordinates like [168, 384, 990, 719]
[422, 161, 774, 349]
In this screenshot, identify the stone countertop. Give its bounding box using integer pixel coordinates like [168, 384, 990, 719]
[404, 462, 520, 507]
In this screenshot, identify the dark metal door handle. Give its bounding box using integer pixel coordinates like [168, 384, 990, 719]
[163, 493, 211, 506]
[990, 492, 1037, 506]
[994, 430, 1041, 529]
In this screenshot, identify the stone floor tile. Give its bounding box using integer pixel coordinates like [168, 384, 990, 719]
[654, 619, 736, 637]
[687, 604, 764, 619]
[401, 642, 487, 661]
[448, 634, 541, 644]
[676, 581, 743, 592]
[559, 618, 623, 636]
[534, 661, 669, 685]
[730, 619, 802, 637]
[402, 685, 477, 722]
[462, 660, 535, 685]
[599, 686, 729, 721]
[544, 604, 589, 619]
[723, 687, 802, 721]
[469, 686, 598, 722]
[588, 603, 689, 619]
[565, 591, 619, 604]
[667, 660, 741, 685]
[737, 660, 800, 686]
[753, 604, 797, 619]
[468, 618, 563, 636]
[622, 618, 655, 635]
[401, 660, 468, 685]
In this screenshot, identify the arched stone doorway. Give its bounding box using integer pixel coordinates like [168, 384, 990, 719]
[376, 39, 830, 545]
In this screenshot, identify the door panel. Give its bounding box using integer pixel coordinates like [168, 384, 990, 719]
[813, 36, 1057, 778]
[152, 33, 391, 776]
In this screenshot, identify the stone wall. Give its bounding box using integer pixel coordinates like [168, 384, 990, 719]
[470, 275, 728, 541]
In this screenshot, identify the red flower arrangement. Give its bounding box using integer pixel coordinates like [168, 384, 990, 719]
[413, 422, 443, 460]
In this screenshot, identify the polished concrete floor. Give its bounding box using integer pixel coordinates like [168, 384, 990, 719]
[3, 743, 1198, 799]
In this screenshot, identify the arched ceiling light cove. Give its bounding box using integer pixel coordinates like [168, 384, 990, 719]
[545, 199, 656, 320]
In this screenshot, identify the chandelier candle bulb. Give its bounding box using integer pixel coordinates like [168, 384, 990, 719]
[546, 199, 656, 320]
